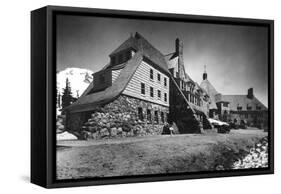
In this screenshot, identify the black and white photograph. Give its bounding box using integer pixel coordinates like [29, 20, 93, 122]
[55, 12, 270, 180]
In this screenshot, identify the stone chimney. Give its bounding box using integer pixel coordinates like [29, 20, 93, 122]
[175, 38, 183, 56]
[247, 88, 254, 99]
[203, 65, 207, 80]
[175, 38, 185, 79]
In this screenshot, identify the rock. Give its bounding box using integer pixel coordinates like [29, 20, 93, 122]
[91, 132, 98, 139]
[122, 131, 127, 137]
[100, 128, 109, 137]
[57, 125, 64, 130]
[88, 126, 97, 133]
[117, 127, 123, 134]
[111, 127, 117, 136]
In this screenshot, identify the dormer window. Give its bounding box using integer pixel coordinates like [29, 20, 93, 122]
[247, 104, 252, 110]
[110, 50, 133, 66]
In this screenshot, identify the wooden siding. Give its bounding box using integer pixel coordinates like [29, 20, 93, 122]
[112, 69, 122, 83]
[123, 61, 169, 106]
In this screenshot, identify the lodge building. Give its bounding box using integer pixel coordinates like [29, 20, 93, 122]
[200, 70, 268, 128]
[64, 32, 267, 134]
[64, 32, 210, 134]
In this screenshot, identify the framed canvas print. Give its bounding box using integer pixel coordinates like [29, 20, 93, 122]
[31, 6, 274, 188]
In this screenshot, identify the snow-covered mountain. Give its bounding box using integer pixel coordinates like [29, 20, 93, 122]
[57, 67, 93, 98]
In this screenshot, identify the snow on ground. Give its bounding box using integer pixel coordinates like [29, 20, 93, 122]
[57, 131, 78, 141]
[57, 67, 93, 97]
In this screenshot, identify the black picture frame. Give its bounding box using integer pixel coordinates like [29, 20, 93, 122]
[31, 5, 274, 188]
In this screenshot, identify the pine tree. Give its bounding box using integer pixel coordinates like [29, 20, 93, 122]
[61, 78, 75, 109]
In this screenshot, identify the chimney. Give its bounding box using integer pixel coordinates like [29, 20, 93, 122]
[203, 65, 207, 80]
[175, 38, 183, 55]
[247, 88, 254, 99]
[175, 38, 184, 79]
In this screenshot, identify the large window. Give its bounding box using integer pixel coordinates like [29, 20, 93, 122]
[150, 69, 154, 80]
[150, 87, 154, 97]
[141, 83, 145, 95]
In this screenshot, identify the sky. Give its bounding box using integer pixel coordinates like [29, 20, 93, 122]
[57, 14, 269, 106]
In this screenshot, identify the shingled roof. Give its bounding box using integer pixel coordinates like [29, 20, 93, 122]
[65, 52, 143, 113]
[110, 32, 170, 74]
[220, 95, 267, 111]
[200, 77, 219, 109]
[65, 33, 201, 115]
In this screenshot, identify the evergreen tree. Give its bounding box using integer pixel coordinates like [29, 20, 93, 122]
[61, 78, 75, 109]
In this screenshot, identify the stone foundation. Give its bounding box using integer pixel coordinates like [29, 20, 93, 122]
[66, 95, 170, 139]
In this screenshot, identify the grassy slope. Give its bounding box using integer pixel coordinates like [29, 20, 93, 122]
[57, 129, 267, 180]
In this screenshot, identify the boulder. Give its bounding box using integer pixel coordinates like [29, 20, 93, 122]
[110, 127, 117, 137]
[117, 127, 123, 134]
[100, 128, 109, 137]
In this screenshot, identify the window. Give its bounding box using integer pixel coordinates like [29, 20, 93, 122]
[237, 104, 242, 111]
[150, 87, 154, 97]
[247, 106, 252, 110]
[256, 105, 261, 110]
[154, 111, 158, 124]
[223, 102, 228, 107]
[161, 112, 164, 123]
[157, 73, 161, 82]
[147, 109, 151, 122]
[164, 93, 167, 102]
[141, 83, 145, 95]
[138, 107, 143, 121]
[150, 69, 154, 80]
[164, 77, 167, 87]
[158, 90, 161, 99]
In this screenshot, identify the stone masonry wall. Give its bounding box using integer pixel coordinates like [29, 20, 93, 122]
[67, 95, 170, 140]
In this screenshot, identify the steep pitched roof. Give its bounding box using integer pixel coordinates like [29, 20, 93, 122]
[110, 32, 170, 74]
[65, 33, 203, 116]
[200, 79, 219, 97]
[200, 79, 219, 109]
[65, 52, 143, 113]
[220, 95, 267, 111]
